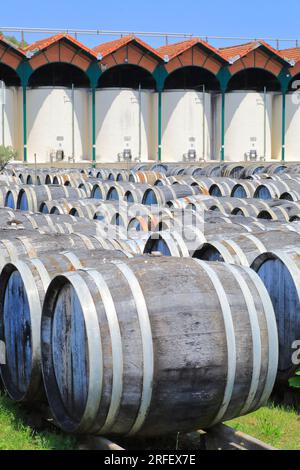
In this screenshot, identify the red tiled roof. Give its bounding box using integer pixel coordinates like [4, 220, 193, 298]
[23, 33, 97, 58]
[157, 38, 227, 62]
[0, 34, 26, 56]
[279, 47, 300, 63]
[219, 40, 290, 64]
[94, 35, 162, 60]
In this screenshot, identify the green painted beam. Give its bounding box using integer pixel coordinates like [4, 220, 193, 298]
[216, 68, 230, 163]
[22, 85, 27, 162]
[17, 61, 33, 163]
[158, 91, 162, 162]
[153, 66, 167, 162]
[281, 91, 286, 161]
[91, 86, 96, 167]
[221, 92, 225, 162]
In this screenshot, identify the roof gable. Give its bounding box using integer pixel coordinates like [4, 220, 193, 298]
[220, 41, 291, 66]
[94, 35, 162, 61]
[157, 38, 227, 63]
[23, 33, 97, 59]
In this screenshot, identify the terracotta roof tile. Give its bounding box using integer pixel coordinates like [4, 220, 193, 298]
[0, 34, 26, 56]
[157, 38, 227, 62]
[23, 33, 97, 58]
[219, 40, 290, 65]
[94, 35, 162, 60]
[279, 47, 300, 63]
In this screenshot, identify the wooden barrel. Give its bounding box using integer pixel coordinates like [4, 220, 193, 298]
[150, 163, 168, 174]
[202, 163, 222, 177]
[0, 208, 81, 234]
[231, 203, 262, 218]
[36, 172, 52, 185]
[144, 230, 196, 256]
[242, 164, 266, 178]
[123, 187, 151, 203]
[106, 183, 151, 202]
[115, 170, 130, 182]
[221, 163, 245, 178]
[142, 185, 201, 205]
[209, 179, 237, 197]
[115, 232, 149, 255]
[131, 163, 150, 172]
[257, 207, 290, 222]
[78, 178, 99, 197]
[4, 188, 19, 209]
[166, 165, 186, 176]
[254, 180, 300, 200]
[107, 170, 121, 181]
[127, 214, 158, 232]
[264, 163, 287, 175]
[0, 229, 111, 271]
[204, 214, 259, 235]
[95, 169, 111, 180]
[205, 221, 254, 240]
[280, 190, 300, 201]
[129, 171, 164, 185]
[231, 181, 261, 198]
[16, 186, 86, 212]
[0, 248, 130, 402]
[167, 175, 198, 186]
[196, 231, 300, 267]
[251, 249, 300, 385]
[91, 181, 118, 200]
[40, 256, 277, 435]
[68, 199, 114, 220]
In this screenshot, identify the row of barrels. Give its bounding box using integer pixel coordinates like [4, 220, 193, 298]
[3, 179, 300, 229]
[0, 232, 278, 436]
[1, 166, 300, 437]
[87, 162, 300, 179]
[170, 195, 300, 223]
[8, 158, 300, 185]
[4, 199, 295, 251]
[1, 182, 203, 211]
[6, 173, 300, 215]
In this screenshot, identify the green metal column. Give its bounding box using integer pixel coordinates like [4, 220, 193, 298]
[221, 91, 225, 162]
[281, 91, 286, 161]
[158, 91, 162, 162]
[22, 85, 27, 163]
[92, 86, 96, 167]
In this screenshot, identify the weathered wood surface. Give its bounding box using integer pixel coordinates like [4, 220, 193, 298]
[252, 249, 300, 385]
[41, 257, 277, 436]
[142, 184, 201, 206]
[196, 230, 300, 267]
[16, 186, 86, 212]
[0, 249, 130, 402]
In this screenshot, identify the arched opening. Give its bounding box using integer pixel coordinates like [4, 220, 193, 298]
[0, 63, 21, 87]
[28, 63, 90, 88]
[27, 62, 90, 163]
[96, 64, 156, 162]
[221, 68, 281, 162]
[0, 63, 21, 152]
[227, 68, 281, 92]
[164, 66, 220, 91]
[98, 64, 155, 89]
[162, 66, 219, 162]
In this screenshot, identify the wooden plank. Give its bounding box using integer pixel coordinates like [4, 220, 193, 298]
[198, 424, 277, 450]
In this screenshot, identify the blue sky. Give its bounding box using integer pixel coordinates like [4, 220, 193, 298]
[1, 0, 300, 50]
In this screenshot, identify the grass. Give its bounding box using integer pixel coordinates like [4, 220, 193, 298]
[0, 393, 76, 450]
[0, 390, 299, 450]
[226, 403, 300, 450]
